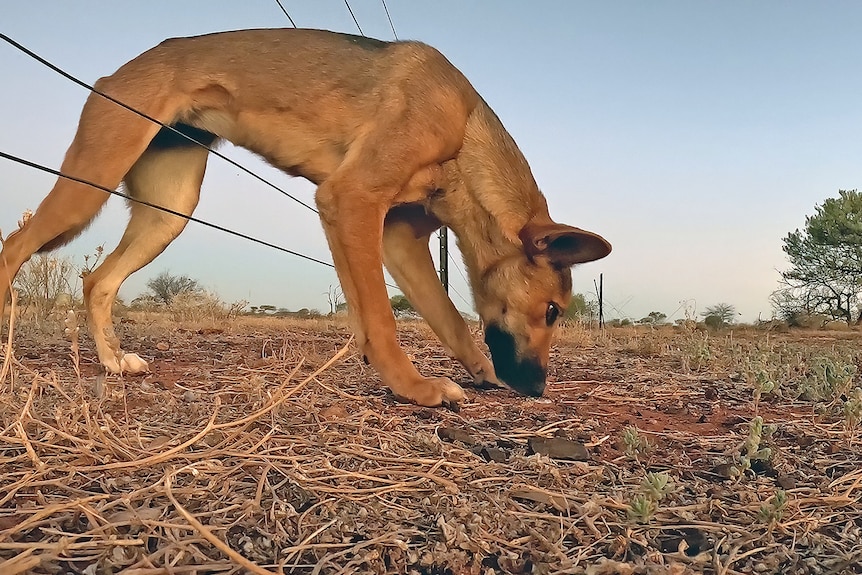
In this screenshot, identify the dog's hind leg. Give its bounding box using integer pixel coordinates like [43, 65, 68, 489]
[83, 137, 211, 374]
[383, 206, 501, 389]
[1, 73, 183, 335]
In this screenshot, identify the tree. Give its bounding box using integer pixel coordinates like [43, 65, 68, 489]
[14, 253, 77, 319]
[701, 303, 737, 328]
[325, 284, 345, 315]
[776, 190, 862, 324]
[146, 271, 202, 305]
[563, 293, 597, 323]
[638, 311, 667, 325]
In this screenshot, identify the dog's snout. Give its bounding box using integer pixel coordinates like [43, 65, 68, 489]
[484, 323, 547, 397]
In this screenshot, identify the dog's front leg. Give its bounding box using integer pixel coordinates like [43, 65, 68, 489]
[382, 208, 501, 388]
[316, 183, 467, 407]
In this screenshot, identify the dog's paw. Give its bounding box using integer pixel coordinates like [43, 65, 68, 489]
[408, 377, 467, 408]
[471, 367, 505, 390]
[120, 353, 149, 374]
[102, 357, 122, 374]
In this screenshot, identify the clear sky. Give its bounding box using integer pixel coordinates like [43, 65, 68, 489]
[2, 1, 860, 322]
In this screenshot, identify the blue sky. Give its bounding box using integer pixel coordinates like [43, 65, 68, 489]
[2, 1, 860, 322]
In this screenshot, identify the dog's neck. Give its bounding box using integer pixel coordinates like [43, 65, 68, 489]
[430, 99, 550, 294]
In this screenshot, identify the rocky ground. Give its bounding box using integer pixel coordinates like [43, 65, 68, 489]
[1, 315, 860, 574]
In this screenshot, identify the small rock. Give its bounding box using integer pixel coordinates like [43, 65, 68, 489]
[197, 328, 224, 335]
[797, 435, 815, 448]
[776, 475, 797, 490]
[527, 437, 589, 460]
[478, 446, 508, 463]
[182, 390, 198, 402]
[437, 427, 477, 446]
[710, 463, 739, 480]
[156, 341, 170, 351]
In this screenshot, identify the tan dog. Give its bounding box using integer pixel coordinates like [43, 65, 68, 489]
[0, 29, 610, 407]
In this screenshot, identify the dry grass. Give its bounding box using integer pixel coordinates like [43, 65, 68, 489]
[1, 315, 861, 574]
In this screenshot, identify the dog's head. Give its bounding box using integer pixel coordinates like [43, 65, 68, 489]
[476, 219, 611, 397]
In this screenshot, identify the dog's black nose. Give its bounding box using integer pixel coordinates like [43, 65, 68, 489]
[484, 324, 547, 397]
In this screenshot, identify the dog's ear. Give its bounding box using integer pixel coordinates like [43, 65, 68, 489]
[519, 220, 611, 267]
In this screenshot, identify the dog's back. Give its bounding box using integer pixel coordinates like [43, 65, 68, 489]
[105, 28, 476, 184]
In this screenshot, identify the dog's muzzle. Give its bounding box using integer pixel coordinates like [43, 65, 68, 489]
[484, 323, 546, 397]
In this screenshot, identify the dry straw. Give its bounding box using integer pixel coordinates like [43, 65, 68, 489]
[0, 318, 860, 573]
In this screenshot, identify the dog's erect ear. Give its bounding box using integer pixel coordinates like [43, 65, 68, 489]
[519, 219, 612, 267]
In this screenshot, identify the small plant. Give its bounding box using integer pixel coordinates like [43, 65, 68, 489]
[627, 493, 657, 524]
[798, 355, 857, 402]
[627, 471, 674, 524]
[745, 351, 777, 411]
[683, 331, 711, 372]
[843, 388, 862, 435]
[641, 471, 675, 502]
[751, 366, 775, 409]
[737, 416, 774, 475]
[758, 489, 788, 523]
[621, 426, 650, 459]
[80, 244, 105, 278]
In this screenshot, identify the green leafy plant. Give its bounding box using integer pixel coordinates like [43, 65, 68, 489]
[798, 355, 857, 402]
[737, 416, 774, 475]
[751, 365, 775, 409]
[621, 426, 650, 459]
[745, 351, 778, 410]
[843, 388, 862, 435]
[627, 494, 657, 524]
[641, 471, 675, 502]
[627, 471, 674, 524]
[758, 489, 788, 523]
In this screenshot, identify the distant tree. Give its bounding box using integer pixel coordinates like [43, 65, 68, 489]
[146, 271, 202, 305]
[325, 284, 345, 315]
[390, 294, 416, 316]
[258, 304, 276, 315]
[563, 293, 597, 323]
[776, 190, 862, 324]
[637, 311, 667, 325]
[293, 308, 322, 319]
[701, 303, 737, 328]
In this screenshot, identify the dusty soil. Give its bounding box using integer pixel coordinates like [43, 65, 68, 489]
[1, 316, 860, 574]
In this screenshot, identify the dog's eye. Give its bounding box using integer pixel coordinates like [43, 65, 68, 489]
[545, 302, 561, 326]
